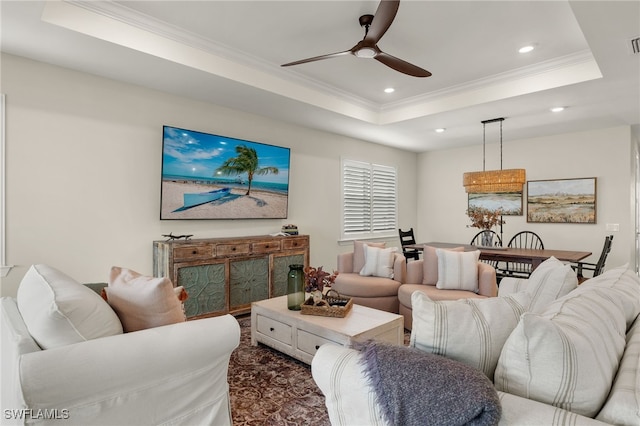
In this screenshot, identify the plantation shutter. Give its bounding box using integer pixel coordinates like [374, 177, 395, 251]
[372, 165, 397, 232]
[342, 159, 397, 239]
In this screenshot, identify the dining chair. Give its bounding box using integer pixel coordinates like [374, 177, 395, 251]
[470, 230, 503, 271]
[398, 228, 420, 261]
[503, 231, 544, 278]
[571, 235, 614, 284]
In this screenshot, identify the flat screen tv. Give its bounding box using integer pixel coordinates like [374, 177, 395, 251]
[160, 126, 290, 220]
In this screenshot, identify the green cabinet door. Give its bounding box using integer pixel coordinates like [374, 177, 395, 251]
[272, 254, 306, 297]
[229, 257, 269, 309]
[177, 263, 226, 318]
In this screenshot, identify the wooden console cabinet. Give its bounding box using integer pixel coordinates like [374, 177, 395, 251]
[153, 235, 309, 319]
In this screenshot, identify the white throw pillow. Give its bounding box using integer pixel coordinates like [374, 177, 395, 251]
[422, 245, 464, 285]
[410, 290, 530, 380]
[353, 240, 386, 273]
[521, 256, 578, 313]
[16, 264, 123, 349]
[494, 274, 635, 417]
[435, 249, 480, 292]
[359, 245, 396, 278]
[106, 266, 186, 332]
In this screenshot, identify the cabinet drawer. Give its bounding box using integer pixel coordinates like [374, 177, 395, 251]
[283, 239, 306, 250]
[173, 245, 214, 261]
[252, 241, 281, 254]
[297, 329, 340, 357]
[256, 315, 292, 345]
[216, 243, 250, 257]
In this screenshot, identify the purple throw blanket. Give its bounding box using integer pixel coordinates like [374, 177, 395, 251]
[358, 341, 501, 426]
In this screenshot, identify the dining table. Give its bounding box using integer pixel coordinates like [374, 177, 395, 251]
[407, 241, 592, 271]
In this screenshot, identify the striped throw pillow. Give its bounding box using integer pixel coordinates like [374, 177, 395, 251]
[596, 312, 640, 426]
[494, 267, 640, 417]
[410, 291, 530, 380]
[435, 249, 480, 292]
[498, 257, 577, 313]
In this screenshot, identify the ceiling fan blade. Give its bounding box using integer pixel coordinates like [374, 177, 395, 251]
[364, 0, 400, 43]
[281, 50, 352, 67]
[375, 52, 432, 77]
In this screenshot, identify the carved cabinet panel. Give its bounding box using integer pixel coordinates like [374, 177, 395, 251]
[153, 235, 309, 318]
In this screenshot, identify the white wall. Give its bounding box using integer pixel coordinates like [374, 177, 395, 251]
[0, 54, 417, 296]
[417, 125, 635, 270]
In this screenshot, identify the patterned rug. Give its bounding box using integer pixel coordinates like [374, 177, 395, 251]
[228, 316, 331, 425]
[228, 315, 411, 425]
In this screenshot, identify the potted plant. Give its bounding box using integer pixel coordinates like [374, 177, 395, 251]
[303, 266, 338, 305]
[466, 207, 505, 247]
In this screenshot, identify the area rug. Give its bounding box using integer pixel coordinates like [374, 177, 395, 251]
[228, 316, 331, 425]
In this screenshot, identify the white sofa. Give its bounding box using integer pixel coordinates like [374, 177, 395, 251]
[1, 264, 241, 425]
[312, 260, 640, 426]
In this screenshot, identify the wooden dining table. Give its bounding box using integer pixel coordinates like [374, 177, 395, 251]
[407, 242, 592, 271]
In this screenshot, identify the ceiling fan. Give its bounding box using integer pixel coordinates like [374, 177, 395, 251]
[281, 0, 431, 78]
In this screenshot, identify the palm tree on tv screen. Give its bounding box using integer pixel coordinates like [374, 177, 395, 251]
[214, 145, 279, 196]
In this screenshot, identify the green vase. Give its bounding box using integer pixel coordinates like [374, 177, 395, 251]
[287, 264, 304, 310]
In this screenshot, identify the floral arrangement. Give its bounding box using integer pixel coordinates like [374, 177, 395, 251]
[466, 207, 505, 230]
[303, 266, 338, 293]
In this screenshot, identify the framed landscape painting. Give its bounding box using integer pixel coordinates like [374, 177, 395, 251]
[468, 192, 523, 215]
[527, 177, 596, 223]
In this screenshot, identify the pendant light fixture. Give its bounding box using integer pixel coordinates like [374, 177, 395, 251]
[463, 118, 526, 193]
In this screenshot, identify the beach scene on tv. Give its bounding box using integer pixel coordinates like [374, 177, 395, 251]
[161, 126, 290, 219]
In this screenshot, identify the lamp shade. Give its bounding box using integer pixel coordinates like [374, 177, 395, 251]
[463, 168, 526, 193]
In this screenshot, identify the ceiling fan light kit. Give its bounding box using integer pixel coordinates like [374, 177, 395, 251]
[463, 118, 526, 194]
[281, 0, 431, 77]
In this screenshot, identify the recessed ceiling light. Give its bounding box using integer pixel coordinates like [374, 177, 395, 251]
[519, 45, 535, 54]
[550, 106, 566, 112]
[384, 87, 395, 93]
[435, 128, 446, 133]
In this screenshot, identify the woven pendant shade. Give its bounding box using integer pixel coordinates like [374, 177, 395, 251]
[463, 169, 526, 193]
[463, 117, 526, 194]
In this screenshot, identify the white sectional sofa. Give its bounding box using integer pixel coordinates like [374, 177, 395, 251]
[312, 259, 640, 425]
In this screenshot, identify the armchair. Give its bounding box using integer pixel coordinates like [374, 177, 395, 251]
[331, 241, 406, 314]
[1, 265, 241, 426]
[398, 246, 497, 329]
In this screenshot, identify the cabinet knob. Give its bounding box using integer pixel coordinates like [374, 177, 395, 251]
[232, 247, 236, 251]
[270, 327, 274, 332]
[192, 250, 197, 255]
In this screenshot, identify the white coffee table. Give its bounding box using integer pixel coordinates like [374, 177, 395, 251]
[251, 295, 404, 364]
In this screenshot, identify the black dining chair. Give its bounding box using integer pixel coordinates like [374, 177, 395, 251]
[470, 230, 503, 271]
[503, 231, 544, 278]
[571, 235, 614, 284]
[398, 228, 421, 261]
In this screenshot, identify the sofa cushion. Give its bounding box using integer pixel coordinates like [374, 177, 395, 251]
[495, 266, 639, 417]
[353, 240, 386, 274]
[16, 264, 123, 349]
[435, 249, 480, 292]
[410, 290, 530, 380]
[499, 256, 578, 313]
[332, 273, 401, 298]
[360, 245, 396, 278]
[106, 266, 186, 332]
[422, 245, 464, 285]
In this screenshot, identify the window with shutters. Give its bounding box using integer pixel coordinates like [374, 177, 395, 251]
[341, 159, 397, 240]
